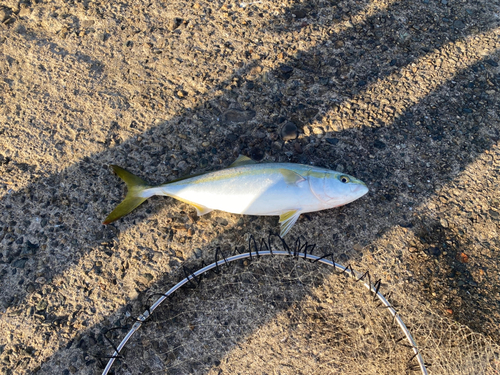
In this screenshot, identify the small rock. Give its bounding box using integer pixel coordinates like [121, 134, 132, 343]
[353, 244, 363, 252]
[168, 18, 183, 31]
[294, 142, 303, 154]
[25, 283, 35, 293]
[279, 65, 294, 80]
[194, 248, 202, 258]
[202, 141, 210, 147]
[12, 258, 28, 268]
[281, 122, 298, 141]
[440, 218, 449, 228]
[429, 247, 441, 256]
[250, 147, 265, 161]
[334, 40, 344, 48]
[215, 217, 228, 226]
[222, 109, 256, 124]
[292, 8, 307, 19]
[326, 138, 339, 145]
[373, 140, 386, 149]
[453, 20, 465, 29]
[312, 127, 324, 136]
[484, 59, 499, 67]
[0, 8, 11, 23]
[457, 252, 469, 263]
[82, 19, 95, 28]
[199, 158, 208, 168]
[35, 299, 48, 311]
[176, 90, 187, 98]
[177, 160, 189, 171]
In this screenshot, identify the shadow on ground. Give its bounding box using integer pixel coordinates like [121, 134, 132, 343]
[0, 0, 499, 372]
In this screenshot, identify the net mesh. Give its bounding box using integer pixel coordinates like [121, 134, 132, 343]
[100, 240, 500, 375]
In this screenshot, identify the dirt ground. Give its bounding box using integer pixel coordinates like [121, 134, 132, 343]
[0, 0, 499, 374]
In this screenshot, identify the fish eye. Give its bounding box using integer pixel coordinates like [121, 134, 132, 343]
[340, 175, 350, 183]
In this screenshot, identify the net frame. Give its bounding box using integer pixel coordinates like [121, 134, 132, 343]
[101, 235, 428, 375]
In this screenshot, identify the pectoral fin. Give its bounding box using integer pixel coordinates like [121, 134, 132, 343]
[279, 210, 301, 237]
[228, 155, 257, 168]
[279, 169, 306, 185]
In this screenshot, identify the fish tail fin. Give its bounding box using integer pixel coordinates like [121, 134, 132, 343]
[103, 165, 154, 224]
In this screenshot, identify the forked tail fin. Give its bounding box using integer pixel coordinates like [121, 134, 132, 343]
[103, 165, 153, 224]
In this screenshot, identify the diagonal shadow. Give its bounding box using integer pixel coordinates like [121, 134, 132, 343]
[0, 0, 499, 372]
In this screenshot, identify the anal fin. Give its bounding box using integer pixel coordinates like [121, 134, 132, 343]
[279, 210, 301, 237]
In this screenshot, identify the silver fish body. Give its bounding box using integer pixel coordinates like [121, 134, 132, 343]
[104, 156, 368, 237]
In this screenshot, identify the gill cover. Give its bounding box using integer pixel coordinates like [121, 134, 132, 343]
[308, 170, 330, 202]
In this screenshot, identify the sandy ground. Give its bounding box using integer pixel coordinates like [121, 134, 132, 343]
[0, 0, 499, 373]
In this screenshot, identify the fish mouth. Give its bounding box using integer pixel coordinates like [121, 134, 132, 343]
[351, 183, 369, 197]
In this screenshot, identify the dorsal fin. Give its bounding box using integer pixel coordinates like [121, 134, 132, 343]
[228, 155, 256, 168]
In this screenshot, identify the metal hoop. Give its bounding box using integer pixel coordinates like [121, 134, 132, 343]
[102, 250, 428, 375]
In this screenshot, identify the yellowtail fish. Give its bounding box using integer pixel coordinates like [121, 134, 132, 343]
[103, 155, 368, 237]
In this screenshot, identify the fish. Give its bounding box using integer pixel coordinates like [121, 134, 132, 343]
[103, 155, 368, 237]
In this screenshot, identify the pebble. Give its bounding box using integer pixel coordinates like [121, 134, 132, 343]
[440, 218, 449, 228]
[167, 18, 183, 32]
[429, 247, 441, 256]
[373, 140, 386, 149]
[12, 258, 28, 268]
[199, 158, 208, 168]
[215, 217, 228, 226]
[250, 147, 265, 161]
[177, 160, 189, 171]
[484, 59, 499, 67]
[326, 138, 339, 145]
[0, 8, 10, 23]
[279, 65, 294, 80]
[292, 9, 307, 19]
[453, 20, 465, 29]
[281, 122, 298, 141]
[35, 299, 48, 311]
[222, 109, 256, 124]
[194, 248, 202, 259]
[312, 127, 324, 136]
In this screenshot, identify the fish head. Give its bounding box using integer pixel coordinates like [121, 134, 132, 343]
[309, 170, 369, 206]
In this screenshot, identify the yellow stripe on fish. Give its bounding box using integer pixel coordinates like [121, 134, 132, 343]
[103, 155, 368, 237]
